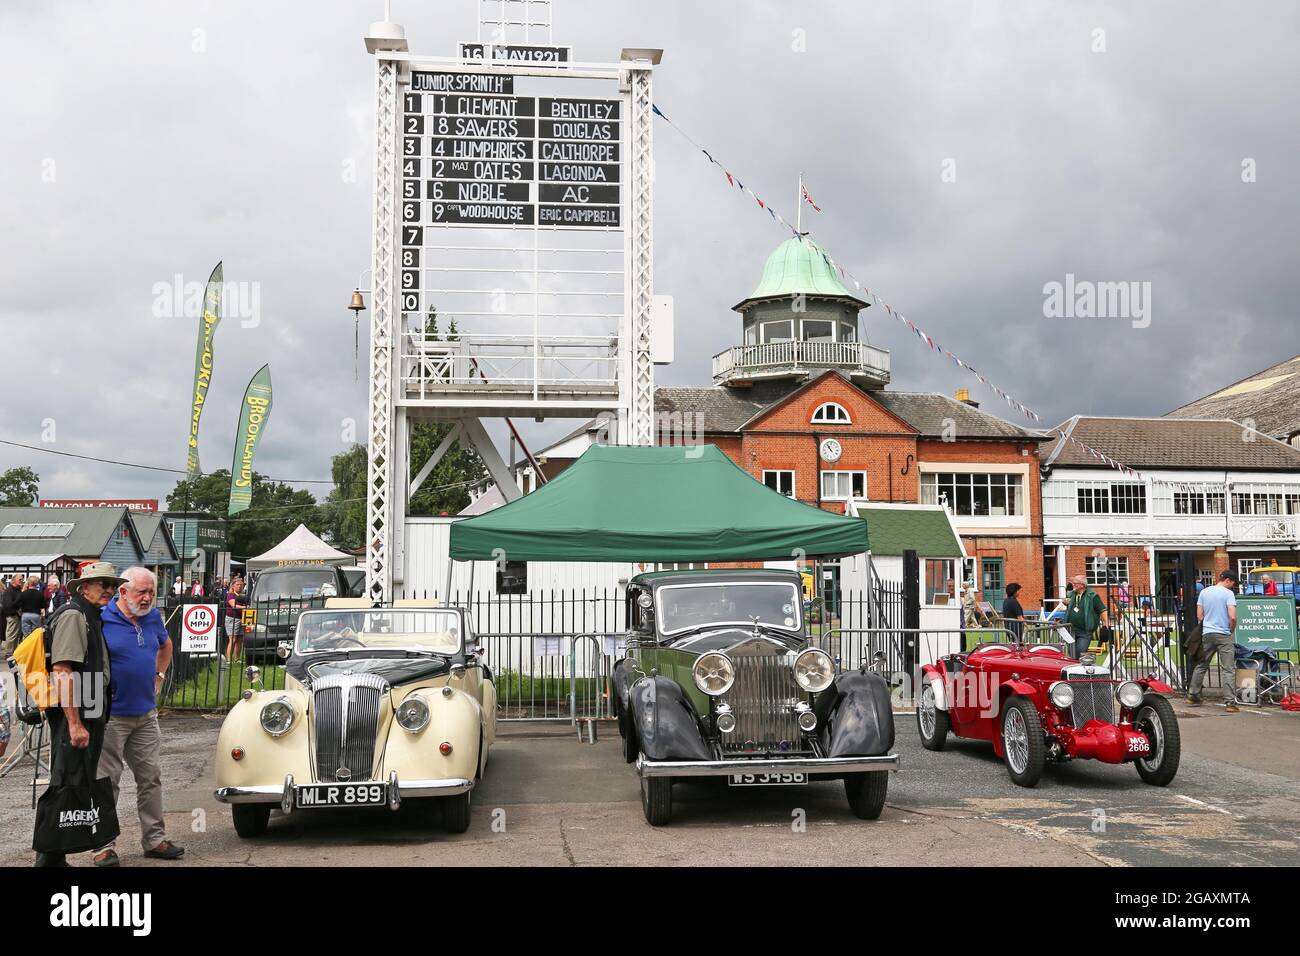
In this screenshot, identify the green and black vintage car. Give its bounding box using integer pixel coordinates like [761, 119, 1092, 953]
[611, 569, 898, 825]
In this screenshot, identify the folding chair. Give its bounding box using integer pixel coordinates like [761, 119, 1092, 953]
[1243, 648, 1294, 705]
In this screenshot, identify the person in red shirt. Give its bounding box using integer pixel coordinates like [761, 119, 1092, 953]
[1261, 574, 1280, 596]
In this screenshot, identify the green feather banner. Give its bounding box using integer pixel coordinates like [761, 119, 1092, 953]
[228, 365, 273, 516]
[186, 261, 223, 476]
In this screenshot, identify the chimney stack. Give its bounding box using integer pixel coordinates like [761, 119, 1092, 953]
[955, 388, 980, 408]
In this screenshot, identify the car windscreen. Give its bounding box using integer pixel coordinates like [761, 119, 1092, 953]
[253, 570, 338, 600]
[656, 582, 802, 635]
[295, 608, 462, 655]
[1249, 570, 1294, 588]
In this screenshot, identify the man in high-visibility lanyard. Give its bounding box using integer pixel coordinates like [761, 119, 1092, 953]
[1064, 574, 1108, 657]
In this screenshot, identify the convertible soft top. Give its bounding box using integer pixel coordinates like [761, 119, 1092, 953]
[449, 444, 868, 562]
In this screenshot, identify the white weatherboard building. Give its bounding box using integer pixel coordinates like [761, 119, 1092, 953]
[1041, 416, 1300, 600]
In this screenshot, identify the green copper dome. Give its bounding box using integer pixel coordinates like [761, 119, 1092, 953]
[732, 237, 868, 312]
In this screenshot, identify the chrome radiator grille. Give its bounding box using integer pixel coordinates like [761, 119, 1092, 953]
[1068, 680, 1116, 728]
[312, 673, 389, 782]
[723, 651, 804, 754]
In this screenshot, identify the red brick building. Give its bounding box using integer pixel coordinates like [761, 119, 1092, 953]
[651, 238, 1049, 609]
[489, 237, 1049, 609]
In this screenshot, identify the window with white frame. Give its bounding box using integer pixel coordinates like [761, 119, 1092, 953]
[1238, 558, 1263, 580]
[922, 473, 1023, 517]
[1076, 481, 1146, 515]
[1197, 569, 1214, 588]
[1042, 480, 1076, 515]
[1231, 484, 1300, 515]
[811, 402, 851, 424]
[1086, 555, 1129, 585]
[803, 319, 835, 342]
[925, 559, 956, 604]
[763, 470, 796, 498]
[821, 471, 867, 501]
[760, 319, 794, 343]
[1172, 489, 1226, 515]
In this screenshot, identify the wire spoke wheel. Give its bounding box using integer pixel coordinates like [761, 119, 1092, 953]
[1003, 706, 1029, 774]
[919, 684, 937, 738]
[1133, 693, 1180, 786]
[1136, 705, 1164, 771]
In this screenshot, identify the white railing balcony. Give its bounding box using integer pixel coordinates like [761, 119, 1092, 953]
[711, 340, 891, 385]
[1229, 515, 1300, 545]
[400, 332, 620, 402]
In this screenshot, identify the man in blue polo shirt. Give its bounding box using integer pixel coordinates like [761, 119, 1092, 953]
[1189, 569, 1240, 713]
[91, 567, 185, 866]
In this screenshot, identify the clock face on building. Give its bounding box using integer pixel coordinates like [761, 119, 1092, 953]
[819, 438, 843, 463]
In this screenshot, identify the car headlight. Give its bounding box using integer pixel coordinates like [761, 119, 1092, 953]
[1048, 681, 1074, 710]
[1116, 681, 1144, 709]
[692, 652, 735, 696]
[396, 697, 430, 733]
[259, 698, 295, 737]
[793, 648, 834, 693]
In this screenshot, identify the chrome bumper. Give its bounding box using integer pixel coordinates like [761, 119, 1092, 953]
[635, 753, 899, 778]
[214, 772, 474, 809]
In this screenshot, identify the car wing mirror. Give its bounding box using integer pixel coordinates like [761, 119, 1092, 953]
[276, 641, 292, 661]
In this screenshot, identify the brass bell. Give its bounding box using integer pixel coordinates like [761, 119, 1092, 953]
[347, 289, 366, 313]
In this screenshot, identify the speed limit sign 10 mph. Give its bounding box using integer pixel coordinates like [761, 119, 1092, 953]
[181, 603, 219, 655]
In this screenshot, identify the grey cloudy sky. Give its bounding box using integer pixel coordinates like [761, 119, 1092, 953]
[2, 0, 1297, 504]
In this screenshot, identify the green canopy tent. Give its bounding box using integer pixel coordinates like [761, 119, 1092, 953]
[447, 445, 868, 574]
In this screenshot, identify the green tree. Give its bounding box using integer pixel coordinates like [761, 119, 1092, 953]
[0, 466, 39, 506]
[320, 422, 488, 550]
[320, 444, 368, 550]
[165, 471, 231, 515]
[409, 421, 486, 517]
[166, 470, 321, 558]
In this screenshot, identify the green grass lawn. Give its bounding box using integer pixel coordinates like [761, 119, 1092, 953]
[496, 670, 608, 704]
[163, 659, 287, 710]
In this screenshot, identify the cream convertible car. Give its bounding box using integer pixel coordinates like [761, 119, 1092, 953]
[214, 602, 496, 837]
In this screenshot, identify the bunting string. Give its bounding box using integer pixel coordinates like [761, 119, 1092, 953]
[650, 103, 1222, 493]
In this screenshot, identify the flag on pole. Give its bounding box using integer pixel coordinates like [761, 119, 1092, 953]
[186, 262, 222, 476]
[801, 183, 821, 212]
[228, 365, 273, 516]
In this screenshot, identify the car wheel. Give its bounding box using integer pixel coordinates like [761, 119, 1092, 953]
[621, 710, 638, 763]
[1001, 696, 1046, 788]
[1134, 693, 1181, 786]
[917, 680, 949, 751]
[844, 771, 888, 820]
[231, 804, 271, 838]
[640, 767, 672, 826]
[442, 791, 472, 834]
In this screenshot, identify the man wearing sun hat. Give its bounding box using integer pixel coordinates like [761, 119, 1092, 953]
[33, 561, 123, 867]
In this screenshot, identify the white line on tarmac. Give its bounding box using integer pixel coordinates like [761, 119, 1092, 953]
[1176, 794, 1234, 817]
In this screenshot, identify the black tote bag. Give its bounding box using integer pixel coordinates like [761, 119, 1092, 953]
[32, 746, 120, 855]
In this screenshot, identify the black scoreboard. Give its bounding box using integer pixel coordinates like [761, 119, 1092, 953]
[401, 72, 621, 231]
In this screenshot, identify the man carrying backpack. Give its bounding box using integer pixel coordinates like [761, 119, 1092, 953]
[34, 561, 123, 868]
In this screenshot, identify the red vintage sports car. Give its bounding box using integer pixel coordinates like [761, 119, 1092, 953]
[917, 642, 1180, 787]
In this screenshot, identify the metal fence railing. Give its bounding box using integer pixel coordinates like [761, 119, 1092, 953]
[157, 595, 323, 710]
[153, 586, 913, 720]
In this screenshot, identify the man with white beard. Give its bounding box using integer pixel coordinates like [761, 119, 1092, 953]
[90, 567, 184, 866]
